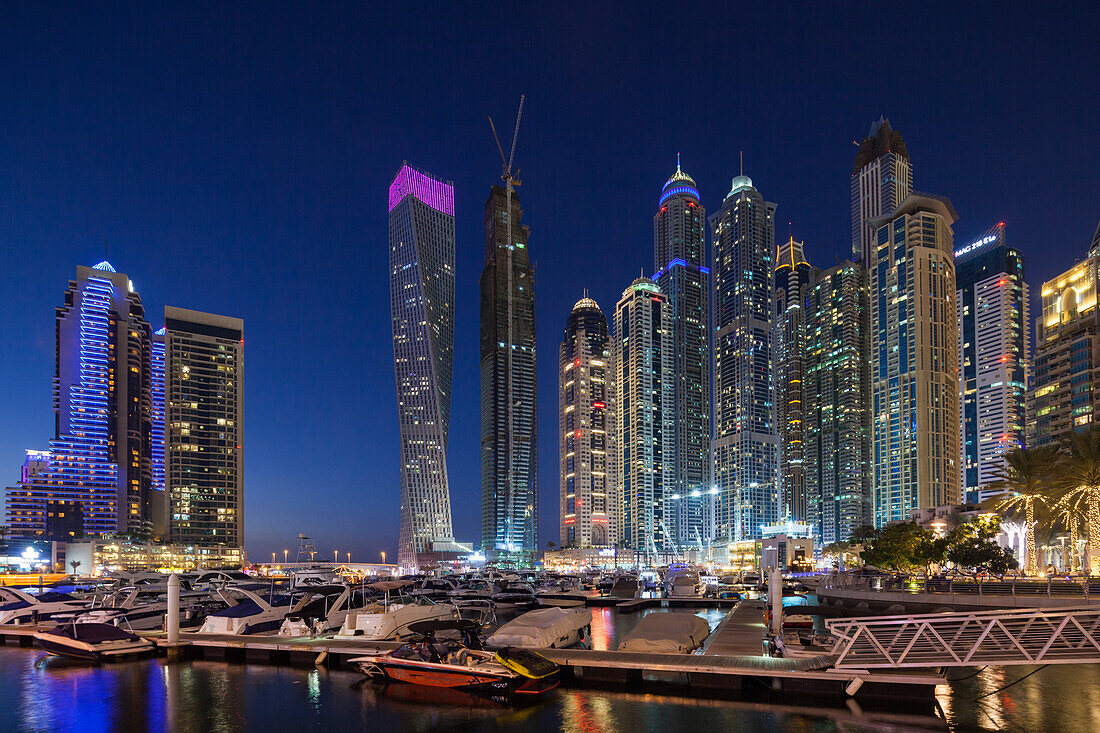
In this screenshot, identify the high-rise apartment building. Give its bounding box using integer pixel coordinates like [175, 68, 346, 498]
[7, 262, 153, 538]
[852, 119, 913, 266]
[653, 160, 712, 550]
[163, 307, 243, 549]
[775, 237, 812, 523]
[389, 164, 457, 569]
[480, 184, 538, 562]
[1029, 222, 1100, 446]
[710, 174, 779, 541]
[955, 223, 1029, 503]
[559, 296, 615, 549]
[613, 277, 672, 557]
[805, 262, 872, 545]
[870, 194, 961, 525]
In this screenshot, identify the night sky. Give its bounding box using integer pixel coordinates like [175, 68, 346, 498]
[0, 3, 1096, 563]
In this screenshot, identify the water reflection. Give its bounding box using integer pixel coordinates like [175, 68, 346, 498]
[5, 643, 1097, 732]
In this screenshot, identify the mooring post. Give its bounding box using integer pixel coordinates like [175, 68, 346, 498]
[167, 572, 180, 645]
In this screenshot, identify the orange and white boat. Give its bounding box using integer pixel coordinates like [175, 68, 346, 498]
[351, 620, 559, 697]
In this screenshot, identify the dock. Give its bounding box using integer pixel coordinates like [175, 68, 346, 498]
[701, 600, 769, 656]
[0, 618, 941, 702]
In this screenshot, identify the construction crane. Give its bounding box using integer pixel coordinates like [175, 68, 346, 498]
[488, 95, 525, 556]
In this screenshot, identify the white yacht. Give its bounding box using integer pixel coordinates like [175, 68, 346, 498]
[278, 585, 366, 636]
[0, 587, 89, 625]
[334, 582, 455, 641]
[535, 576, 587, 607]
[197, 588, 294, 635]
[55, 585, 208, 631]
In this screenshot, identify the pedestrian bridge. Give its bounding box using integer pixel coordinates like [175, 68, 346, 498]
[827, 606, 1100, 669]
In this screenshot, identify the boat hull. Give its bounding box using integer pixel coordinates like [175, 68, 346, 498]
[33, 633, 154, 662]
[369, 660, 558, 696]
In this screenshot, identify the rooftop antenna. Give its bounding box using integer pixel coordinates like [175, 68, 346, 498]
[739, 150, 743, 175]
[488, 94, 525, 556]
[676, 152, 681, 172]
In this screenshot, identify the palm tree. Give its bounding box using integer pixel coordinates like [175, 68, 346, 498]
[1054, 488, 1088, 572]
[991, 445, 1060, 575]
[1057, 426, 1100, 575]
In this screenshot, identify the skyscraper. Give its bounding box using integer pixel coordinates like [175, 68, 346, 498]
[955, 223, 1028, 503]
[710, 174, 779, 541]
[653, 159, 712, 550]
[1029, 221, 1100, 447]
[775, 237, 812, 523]
[163, 307, 243, 549]
[870, 194, 961, 525]
[851, 118, 912, 266]
[806, 262, 872, 545]
[389, 164, 457, 570]
[6, 262, 153, 538]
[559, 296, 615, 549]
[480, 184, 538, 562]
[613, 277, 672, 558]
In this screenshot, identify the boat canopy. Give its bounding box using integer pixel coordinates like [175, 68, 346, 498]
[617, 612, 711, 654]
[487, 607, 591, 648]
[368, 580, 414, 591]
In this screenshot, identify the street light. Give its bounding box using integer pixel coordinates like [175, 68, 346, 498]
[283, 549, 288, 563]
[1057, 536, 1068, 572]
[334, 549, 338, 564]
[347, 552, 351, 563]
[381, 551, 386, 565]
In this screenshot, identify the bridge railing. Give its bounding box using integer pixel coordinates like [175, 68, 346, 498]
[827, 606, 1100, 668]
[820, 572, 1100, 598]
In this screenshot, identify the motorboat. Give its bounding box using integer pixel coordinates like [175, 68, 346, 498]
[453, 599, 497, 628]
[491, 581, 538, 609]
[782, 613, 815, 631]
[411, 577, 459, 601]
[335, 582, 456, 641]
[54, 585, 210, 631]
[351, 619, 559, 697]
[487, 607, 592, 649]
[33, 621, 154, 662]
[197, 588, 295, 635]
[608, 577, 641, 599]
[535, 576, 587, 607]
[0, 587, 89, 625]
[278, 584, 366, 636]
[617, 612, 711, 654]
[448, 579, 493, 603]
[291, 568, 342, 588]
[666, 571, 706, 598]
[186, 570, 269, 592]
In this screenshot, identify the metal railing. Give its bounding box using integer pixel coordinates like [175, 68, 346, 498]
[820, 572, 1100, 598]
[828, 606, 1100, 668]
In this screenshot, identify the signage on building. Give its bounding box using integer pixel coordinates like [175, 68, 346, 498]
[954, 234, 999, 259]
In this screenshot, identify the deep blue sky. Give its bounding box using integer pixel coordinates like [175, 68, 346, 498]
[0, 3, 1096, 563]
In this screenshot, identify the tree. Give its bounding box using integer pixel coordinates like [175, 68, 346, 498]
[860, 523, 945, 575]
[991, 445, 1060, 575]
[1054, 489, 1087, 572]
[946, 517, 1019, 576]
[1057, 426, 1100, 575]
[821, 541, 860, 570]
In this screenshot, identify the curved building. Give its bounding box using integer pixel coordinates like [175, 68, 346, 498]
[559, 296, 614, 549]
[388, 164, 457, 570]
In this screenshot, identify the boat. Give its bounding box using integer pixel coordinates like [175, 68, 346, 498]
[487, 607, 591, 649]
[33, 621, 154, 661]
[0, 587, 89, 625]
[448, 579, 493, 603]
[411, 577, 459, 601]
[666, 571, 706, 598]
[453, 599, 497, 627]
[278, 584, 365, 636]
[491, 581, 538, 609]
[535, 576, 587, 607]
[335, 582, 456, 640]
[617, 612, 711, 654]
[197, 588, 295, 635]
[351, 619, 559, 697]
[54, 585, 210, 631]
[782, 613, 815, 631]
[608, 577, 641, 600]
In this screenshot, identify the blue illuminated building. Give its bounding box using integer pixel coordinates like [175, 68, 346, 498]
[653, 158, 713, 552]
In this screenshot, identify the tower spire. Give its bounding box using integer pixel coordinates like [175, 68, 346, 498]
[676, 152, 681, 173]
[739, 150, 743, 175]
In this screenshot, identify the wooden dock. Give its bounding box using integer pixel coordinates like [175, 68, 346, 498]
[702, 600, 768, 656]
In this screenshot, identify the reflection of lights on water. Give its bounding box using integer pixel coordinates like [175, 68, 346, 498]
[308, 669, 321, 707]
[588, 608, 615, 650]
[561, 689, 621, 733]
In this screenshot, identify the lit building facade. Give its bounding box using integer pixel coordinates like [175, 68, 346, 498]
[1029, 223, 1100, 446]
[7, 262, 153, 538]
[480, 184, 537, 562]
[653, 160, 713, 550]
[775, 237, 812, 523]
[388, 164, 457, 569]
[164, 307, 243, 549]
[613, 277, 672, 557]
[851, 118, 912, 267]
[559, 296, 615, 549]
[870, 194, 961, 525]
[805, 262, 872, 545]
[710, 174, 778, 541]
[955, 223, 1029, 503]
